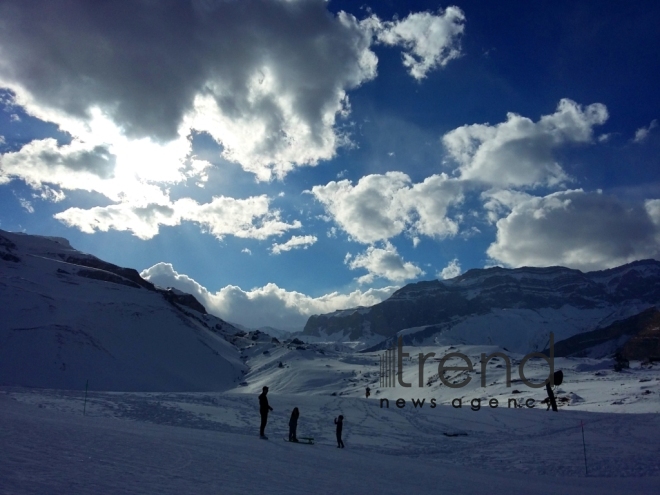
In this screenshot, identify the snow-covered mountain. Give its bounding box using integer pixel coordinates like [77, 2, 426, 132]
[230, 322, 298, 341]
[552, 307, 660, 360]
[0, 230, 246, 391]
[303, 261, 660, 353]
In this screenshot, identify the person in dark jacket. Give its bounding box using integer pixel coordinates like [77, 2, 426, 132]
[289, 407, 299, 442]
[334, 415, 345, 448]
[258, 386, 273, 439]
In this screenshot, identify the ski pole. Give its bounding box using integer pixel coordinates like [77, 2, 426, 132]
[580, 420, 588, 476]
[83, 379, 88, 416]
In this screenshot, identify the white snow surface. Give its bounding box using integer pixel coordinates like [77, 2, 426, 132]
[0, 230, 245, 391]
[1, 384, 659, 494]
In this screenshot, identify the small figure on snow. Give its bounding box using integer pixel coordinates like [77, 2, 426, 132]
[365, 386, 371, 399]
[259, 386, 274, 439]
[334, 415, 345, 448]
[289, 407, 299, 442]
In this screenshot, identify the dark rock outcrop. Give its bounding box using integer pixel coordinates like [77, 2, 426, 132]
[77, 269, 142, 288]
[159, 288, 207, 314]
[61, 255, 155, 290]
[0, 234, 20, 262]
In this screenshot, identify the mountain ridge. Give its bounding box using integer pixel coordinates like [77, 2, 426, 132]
[304, 260, 660, 353]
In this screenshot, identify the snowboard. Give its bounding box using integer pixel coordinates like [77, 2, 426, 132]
[283, 437, 314, 445]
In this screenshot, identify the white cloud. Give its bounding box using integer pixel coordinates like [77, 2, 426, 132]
[487, 190, 660, 271]
[0, 0, 471, 269]
[54, 203, 178, 240]
[373, 7, 465, 80]
[345, 242, 424, 284]
[0, 0, 375, 183]
[271, 235, 317, 255]
[54, 195, 300, 241]
[438, 258, 461, 279]
[404, 173, 464, 238]
[311, 98, 614, 248]
[140, 262, 398, 330]
[1, 137, 115, 187]
[634, 119, 658, 143]
[0, 0, 469, 185]
[311, 171, 463, 244]
[18, 197, 34, 214]
[241, 248, 252, 255]
[0, 123, 194, 204]
[443, 99, 608, 188]
[646, 199, 660, 227]
[36, 186, 66, 203]
[481, 189, 535, 223]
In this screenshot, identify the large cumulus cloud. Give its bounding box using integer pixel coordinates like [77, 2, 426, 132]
[0, 0, 466, 182]
[345, 241, 425, 284]
[372, 6, 465, 80]
[141, 262, 398, 330]
[309, 98, 660, 275]
[311, 171, 463, 244]
[55, 195, 301, 240]
[487, 190, 660, 271]
[443, 99, 608, 188]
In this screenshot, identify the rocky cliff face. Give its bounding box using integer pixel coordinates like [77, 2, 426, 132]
[303, 260, 660, 353]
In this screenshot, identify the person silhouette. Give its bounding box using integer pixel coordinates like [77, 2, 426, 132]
[258, 386, 273, 439]
[365, 386, 371, 399]
[289, 407, 299, 442]
[334, 415, 345, 448]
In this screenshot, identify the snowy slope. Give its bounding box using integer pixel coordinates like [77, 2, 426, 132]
[211, 324, 660, 416]
[0, 230, 246, 391]
[2, 389, 659, 494]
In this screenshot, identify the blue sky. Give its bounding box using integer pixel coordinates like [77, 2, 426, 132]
[1, 0, 659, 330]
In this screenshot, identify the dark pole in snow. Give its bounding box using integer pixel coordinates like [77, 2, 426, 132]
[580, 420, 588, 476]
[545, 382, 558, 412]
[83, 379, 88, 416]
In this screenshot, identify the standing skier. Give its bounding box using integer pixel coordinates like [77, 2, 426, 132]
[289, 407, 299, 442]
[334, 415, 345, 448]
[259, 386, 273, 439]
[365, 386, 371, 399]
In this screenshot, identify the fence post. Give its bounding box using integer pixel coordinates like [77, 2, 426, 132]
[580, 420, 588, 476]
[83, 379, 88, 416]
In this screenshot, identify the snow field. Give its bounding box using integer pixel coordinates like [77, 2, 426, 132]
[2, 386, 659, 495]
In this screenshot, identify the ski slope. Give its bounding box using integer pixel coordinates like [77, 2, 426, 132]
[1, 389, 659, 494]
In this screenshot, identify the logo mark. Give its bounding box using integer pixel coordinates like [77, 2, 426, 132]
[379, 334, 556, 390]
